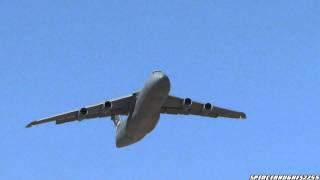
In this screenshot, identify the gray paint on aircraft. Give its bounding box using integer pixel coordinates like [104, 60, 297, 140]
[26, 71, 246, 148]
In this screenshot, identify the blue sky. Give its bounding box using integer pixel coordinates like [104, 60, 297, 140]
[1, 0, 319, 179]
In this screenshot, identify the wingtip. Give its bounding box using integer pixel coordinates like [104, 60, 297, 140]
[240, 113, 247, 119]
[26, 122, 35, 128]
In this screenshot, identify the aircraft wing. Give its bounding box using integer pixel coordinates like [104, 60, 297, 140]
[26, 94, 136, 128]
[161, 95, 246, 119]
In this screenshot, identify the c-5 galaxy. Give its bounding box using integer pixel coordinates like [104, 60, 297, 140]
[26, 71, 246, 148]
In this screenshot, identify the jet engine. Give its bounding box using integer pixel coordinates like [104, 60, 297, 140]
[79, 107, 88, 115]
[183, 98, 192, 110]
[104, 101, 112, 109]
[203, 103, 212, 112]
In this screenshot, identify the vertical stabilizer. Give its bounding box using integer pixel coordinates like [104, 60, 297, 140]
[111, 115, 121, 128]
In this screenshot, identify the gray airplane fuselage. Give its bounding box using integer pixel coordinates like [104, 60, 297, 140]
[115, 71, 170, 147]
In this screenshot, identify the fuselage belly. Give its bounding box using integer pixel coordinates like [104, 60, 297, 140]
[116, 72, 170, 147]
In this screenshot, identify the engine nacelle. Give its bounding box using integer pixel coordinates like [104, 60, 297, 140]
[104, 101, 112, 109]
[79, 107, 88, 115]
[203, 103, 212, 112]
[183, 98, 192, 110]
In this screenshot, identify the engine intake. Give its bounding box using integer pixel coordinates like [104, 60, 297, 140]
[80, 107, 88, 115]
[104, 101, 112, 109]
[183, 98, 192, 110]
[203, 103, 212, 111]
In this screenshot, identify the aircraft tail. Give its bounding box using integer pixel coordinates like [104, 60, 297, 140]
[111, 115, 121, 128]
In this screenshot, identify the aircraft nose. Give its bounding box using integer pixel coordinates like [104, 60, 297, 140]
[159, 72, 169, 82]
[152, 71, 170, 91]
[153, 71, 169, 82]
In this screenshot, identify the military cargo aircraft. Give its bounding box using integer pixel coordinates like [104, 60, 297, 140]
[26, 71, 246, 147]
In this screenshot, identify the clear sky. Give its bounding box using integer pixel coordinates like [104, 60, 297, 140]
[1, 0, 319, 179]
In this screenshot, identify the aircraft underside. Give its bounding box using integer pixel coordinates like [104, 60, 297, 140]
[26, 71, 246, 148]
